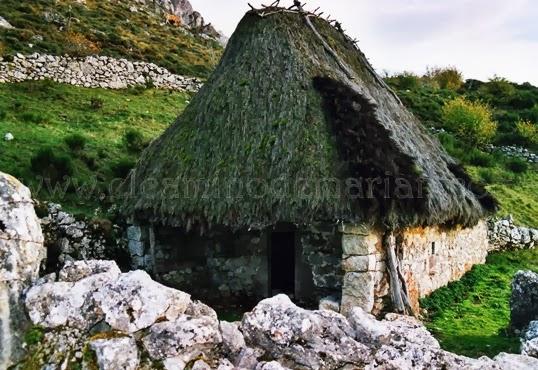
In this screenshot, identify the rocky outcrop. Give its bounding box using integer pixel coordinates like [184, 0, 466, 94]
[0, 172, 46, 368]
[18, 260, 538, 369]
[0, 53, 203, 92]
[511, 270, 538, 329]
[489, 216, 538, 251]
[522, 321, 538, 358]
[41, 202, 129, 271]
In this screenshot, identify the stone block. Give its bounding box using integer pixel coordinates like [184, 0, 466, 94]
[127, 225, 142, 241]
[342, 233, 379, 256]
[341, 272, 375, 314]
[342, 255, 376, 272]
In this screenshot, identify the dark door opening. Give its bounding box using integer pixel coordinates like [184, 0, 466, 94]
[270, 231, 295, 297]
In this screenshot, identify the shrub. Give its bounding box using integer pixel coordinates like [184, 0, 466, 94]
[0, 110, 6, 120]
[516, 119, 538, 147]
[123, 129, 147, 153]
[31, 148, 74, 182]
[478, 168, 495, 184]
[20, 111, 47, 124]
[441, 97, 497, 146]
[480, 76, 516, 97]
[425, 66, 464, 90]
[90, 97, 104, 110]
[468, 150, 495, 167]
[24, 326, 44, 346]
[64, 133, 87, 152]
[111, 159, 135, 178]
[505, 158, 528, 174]
[386, 71, 421, 90]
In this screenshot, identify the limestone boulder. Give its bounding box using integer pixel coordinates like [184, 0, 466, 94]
[510, 270, 538, 329]
[0, 172, 46, 367]
[241, 294, 372, 369]
[94, 270, 192, 333]
[25, 260, 122, 329]
[142, 314, 222, 365]
[89, 336, 139, 370]
[521, 321, 538, 358]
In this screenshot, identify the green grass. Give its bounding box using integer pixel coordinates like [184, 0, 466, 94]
[0, 80, 190, 215]
[421, 248, 538, 358]
[0, 0, 222, 77]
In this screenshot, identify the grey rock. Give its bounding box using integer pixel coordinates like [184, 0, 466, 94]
[511, 270, 538, 329]
[142, 314, 222, 364]
[241, 294, 371, 369]
[89, 336, 139, 370]
[0, 172, 46, 368]
[0, 16, 13, 29]
[522, 321, 538, 358]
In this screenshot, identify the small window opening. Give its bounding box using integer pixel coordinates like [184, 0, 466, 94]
[270, 231, 296, 297]
[431, 242, 437, 255]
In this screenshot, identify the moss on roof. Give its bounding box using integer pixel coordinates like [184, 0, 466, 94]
[121, 9, 496, 230]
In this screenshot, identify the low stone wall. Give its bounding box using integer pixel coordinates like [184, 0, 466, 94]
[488, 216, 538, 251]
[40, 203, 129, 272]
[0, 53, 203, 92]
[341, 221, 489, 314]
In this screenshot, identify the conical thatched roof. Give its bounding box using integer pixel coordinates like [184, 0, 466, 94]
[121, 6, 496, 230]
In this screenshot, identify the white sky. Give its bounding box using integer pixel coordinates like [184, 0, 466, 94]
[193, 0, 538, 85]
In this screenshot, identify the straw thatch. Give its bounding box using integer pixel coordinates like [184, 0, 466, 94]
[121, 6, 496, 230]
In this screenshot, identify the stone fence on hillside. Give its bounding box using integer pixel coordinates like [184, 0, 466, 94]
[0, 53, 203, 92]
[488, 216, 538, 251]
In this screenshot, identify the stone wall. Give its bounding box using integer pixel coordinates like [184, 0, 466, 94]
[341, 221, 489, 314]
[0, 53, 203, 92]
[488, 216, 538, 251]
[127, 225, 269, 303]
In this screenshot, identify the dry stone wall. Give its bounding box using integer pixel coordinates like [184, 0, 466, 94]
[0, 53, 203, 92]
[340, 221, 490, 315]
[488, 216, 538, 251]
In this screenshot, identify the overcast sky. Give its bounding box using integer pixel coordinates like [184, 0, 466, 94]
[194, 0, 538, 85]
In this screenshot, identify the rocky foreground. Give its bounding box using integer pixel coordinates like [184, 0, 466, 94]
[3, 259, 534, 369]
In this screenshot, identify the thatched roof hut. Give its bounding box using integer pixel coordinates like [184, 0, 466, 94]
[122, 5, 496, 231]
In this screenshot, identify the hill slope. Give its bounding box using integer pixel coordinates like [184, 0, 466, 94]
[0, 0, 223, 77]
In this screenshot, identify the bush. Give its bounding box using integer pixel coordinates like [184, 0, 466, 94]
[64, 133, 87, 152]
[386, 71, 421, 90]
[516, 119, 538, 147]
[425, 66, 464, 90]
[20, 111, 47, 124]
[505, 158, 528, 174]
[31, 148, 74, 182]
[480, 76, 516, 98]
[468, 150, 495, 167]
[123, 129, 147, 153]
[111, 159, 135, 178]
[90, 97, 104, 110]
[478, 168, 495, 184]
[441, 97, 497, 146]
[0, 110, 6, 120]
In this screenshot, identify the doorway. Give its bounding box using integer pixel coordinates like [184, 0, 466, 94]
[270, 231, 296, 297]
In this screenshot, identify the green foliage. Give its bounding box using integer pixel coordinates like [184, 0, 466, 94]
[24, 326, 44, 346]
[111, 158, 135, 179]
[31, 147, 74, 182]
[64, 133, 87, 152]
[504, 158, 528, 173]
[468, 150, 495, 167]
[421, 248, 538, 357]
[123, 128, 147, 153]
[90, 97, 104, 111]
[425, 66, 464, 90]
[385, 71, 422, 90]
[516, 119, 538, 147]
[441, 97, 497, 146]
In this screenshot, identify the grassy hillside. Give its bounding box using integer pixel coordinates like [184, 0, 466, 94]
[387, 73, 538, 227]
[421, 248, 538, 358]
[0, 0, 222, 77]
[0, 80, 190, 216]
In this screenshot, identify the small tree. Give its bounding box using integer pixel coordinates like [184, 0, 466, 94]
[516, 119, 538, 147]
[425, 66, 464, 90]
[441, 97, 497, 147]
